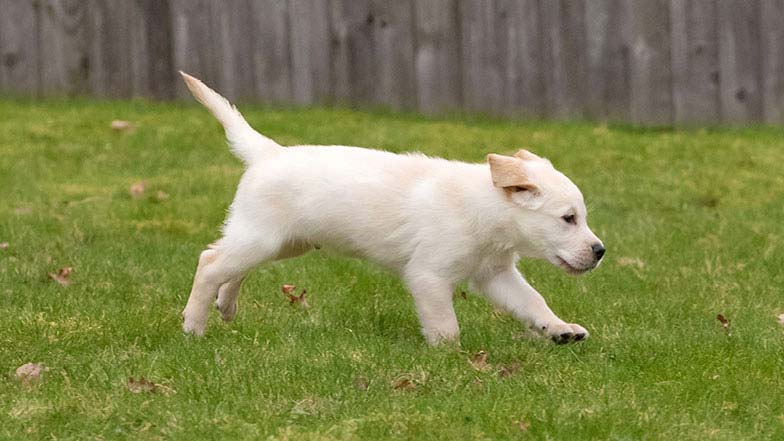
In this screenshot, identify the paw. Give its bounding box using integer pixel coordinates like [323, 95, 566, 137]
[422, 327, 460, 347]
[536, 322, 589, 344]
[182, 308, 208, 336]
[214, 297, 237, 322]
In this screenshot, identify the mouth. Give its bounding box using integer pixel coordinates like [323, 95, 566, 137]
[556, 256, 592, 275]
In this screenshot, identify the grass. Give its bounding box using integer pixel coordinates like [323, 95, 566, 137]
[0, 97, 783, 440]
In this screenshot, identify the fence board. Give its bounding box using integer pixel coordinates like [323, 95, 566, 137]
[627, 0, 672, 125]
[249, 0, 291, 103]
[539, 0, 588, 119]
[88, 0, 133, 98]
[170, 0, 218, 98]
[503, 0, 545, 117]
[718, 0, 763, 123]
[289, 0, 332, 105]
[370, 0, 417, 110]
[760, 0, 784, 124]
[670, 0, 720, 125]
[329, 0, 374, 106]
[584, 0, 631, 120]
[38, 0, 90, 95]
[459, 0, 505, 113]
[139, 0, 176, 100]
[0, 0, 39, 95]
[413, 0, 461, 114]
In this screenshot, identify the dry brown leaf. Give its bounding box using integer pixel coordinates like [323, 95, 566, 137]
[127, 377, 157, 394]
[155, 191, 169, 201]
[777, 313, 784, 327]
[129, 181, 146, 198]
[283, 285, 309, 309]
[354, 375, 369, 391]
[469, 350, 491, 372]
[498, 362, 521, 378]
[16, 362, 47, 385]
[716, 314, 730, 333]
[392, 376, 416, 391]
[111, 120, 135, 131]
[514, 418, 530, 432]
[0, 242, 8, 249]
[48, 267, 73, 286]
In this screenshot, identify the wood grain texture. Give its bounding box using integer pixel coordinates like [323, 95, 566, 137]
[0, 0, 39, 95]
[718, 0, 763, 123]
[670, 0, 720, 125]
[760, 0, 784, 124]
[627, 0, 673, 125]
[288, 0, 332, 105]
[249, 0, 292, 103]
[413, 0, 462, 114]
[37, 0, 90, 95]
[584, 0, 631, 120]
[370, 0, 417, 110]
[459, 0, 504, 113]
[503, 0, 545, 117]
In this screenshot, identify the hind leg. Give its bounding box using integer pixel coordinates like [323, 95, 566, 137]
[211, 241, 313, 324]
[182, 236, 284, 336]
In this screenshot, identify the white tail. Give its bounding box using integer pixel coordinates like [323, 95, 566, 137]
[180, 71, 281, 164]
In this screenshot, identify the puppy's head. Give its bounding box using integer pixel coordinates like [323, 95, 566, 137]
[488, 150, 604, 275]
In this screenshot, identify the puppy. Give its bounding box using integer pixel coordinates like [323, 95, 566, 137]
[179, 72, 605, 345]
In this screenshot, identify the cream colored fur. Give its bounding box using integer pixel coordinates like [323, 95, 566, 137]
[179, 72, 605, 345]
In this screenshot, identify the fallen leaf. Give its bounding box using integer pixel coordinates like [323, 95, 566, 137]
[129, 181, 146, 198]
[127, 377, 157, 394]
[514, 418, 530, 432]
[617, 257, 645, 269]
[111, 120, 135, 131]
[354, 376, 369, 391]
[16, 363, 47, 385]
[469, 350, 491, 372]
[498, 362, 521, 378]
[0, 242, 8, 249]
[283, 285, 309, 309]
[716, 314, 730, 333]
[392, 376, 416, 391]
[777, 313, 784, 327]
[155, 190, 169, 201]
[48, 267, 73, 286]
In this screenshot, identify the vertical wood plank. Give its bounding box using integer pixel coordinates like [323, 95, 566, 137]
[211, 0, 255, 102]
[370, 0, 417, 110]
[38, 0, 90, 96]
[670, 0, 720, 125]
[670, 0, 721, 124]
[87, 0, 133, 98]
[413, 0, 462, 114]
[139, 0, 175, 100]
[459, 0, 505, 113]
[170, 0, 218, 98]
[627, 0, 673, 125]
[718, 1, 763, 123]
[249, 0, 292, 104]
[504, 0, 545, 117]
[760, 0, 784, 124]
[330, 0, 375, 106]
[584, 0, 631, 120]
[288, 0, 332, 105]
[539, 0, 588, 119]
[0, 0, 39, 96]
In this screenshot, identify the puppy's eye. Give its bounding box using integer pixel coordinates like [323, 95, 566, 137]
[511, 186, 528, 192]
[562, 214, 576, 225]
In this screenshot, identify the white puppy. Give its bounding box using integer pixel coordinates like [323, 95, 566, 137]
[179, 72, 605, 345]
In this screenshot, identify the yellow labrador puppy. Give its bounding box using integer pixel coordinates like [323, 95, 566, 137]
[179, 72, 605, 345]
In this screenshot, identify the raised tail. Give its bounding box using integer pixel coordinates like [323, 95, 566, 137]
[180, 71, 281, 164]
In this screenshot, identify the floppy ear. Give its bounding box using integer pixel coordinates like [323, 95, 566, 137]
[514, 149, 542, 161]
[487, 153, 538, 193]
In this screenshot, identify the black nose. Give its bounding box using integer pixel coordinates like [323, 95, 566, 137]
[591, 243, 605, 261]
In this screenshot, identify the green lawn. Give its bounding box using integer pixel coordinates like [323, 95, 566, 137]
[1, 98, 783, 440]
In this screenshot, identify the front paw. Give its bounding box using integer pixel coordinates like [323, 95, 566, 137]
[536, 322, 589, 344]
[182, 308, 208, 336]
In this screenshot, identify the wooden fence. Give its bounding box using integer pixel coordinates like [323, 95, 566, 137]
[1, 0, 783, 125]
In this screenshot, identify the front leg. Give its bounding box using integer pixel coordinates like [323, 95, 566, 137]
[475, 265, 588, 344]
[404, 269, 460, 346]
